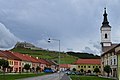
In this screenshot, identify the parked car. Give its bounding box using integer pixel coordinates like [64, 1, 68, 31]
[66, 71, 76, 75]
[75, 71, 84, 75]
[71, 71, 76, 75]
[44, 69, 54, 73]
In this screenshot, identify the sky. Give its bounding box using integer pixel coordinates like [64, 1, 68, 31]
[0, 0, 120, 55]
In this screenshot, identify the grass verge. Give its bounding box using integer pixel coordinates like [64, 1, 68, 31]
[70, 75, 114, 80]
[0, 72, 49, 80]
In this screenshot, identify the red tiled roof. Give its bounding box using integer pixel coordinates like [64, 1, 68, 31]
[0, 50, 54, 65]
[1, 51, 21, 60]
[39, 59, 51, 65]
[11, 52, 30, 62]
[36, 59, 47, 64]
[12, 52, 39, 63]
[23, 55, 39, 63]
[74, 59, 101, 65]
[0, 51, 8, 58]
[60, 64, 70, 68]
[45, 60, 57, 65]
[12, 52, 46, 63]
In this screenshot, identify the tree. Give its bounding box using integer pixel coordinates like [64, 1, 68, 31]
[94, 67, 100, 74]
[72, 68, 76, 72]
[88, 70, 91, 73]
[80, 69, 84, 73]
[0, 59, 9, 72]
[24, 64, 30, 72]
[32, 67, 35, 72]
[36, 66, 40, 72]
[104, 65, 111, 77]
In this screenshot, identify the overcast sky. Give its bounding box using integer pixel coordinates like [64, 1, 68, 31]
[0, 0, 120, 55]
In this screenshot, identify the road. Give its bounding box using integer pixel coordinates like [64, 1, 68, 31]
[17, 73, 71, 80]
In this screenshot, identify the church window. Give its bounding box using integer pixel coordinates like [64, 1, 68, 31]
[111, 59, 112, 65]
[105, 33, 107, 39]
[114, 59, 116, 65]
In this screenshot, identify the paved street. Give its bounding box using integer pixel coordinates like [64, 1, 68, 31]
[17, 73, 70, 80]
[60, 74, 71, 80]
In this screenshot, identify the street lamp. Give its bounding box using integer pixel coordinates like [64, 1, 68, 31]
[48, 38, 60, 80]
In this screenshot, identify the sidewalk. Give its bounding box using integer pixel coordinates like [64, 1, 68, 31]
[98, 75, 117, 80]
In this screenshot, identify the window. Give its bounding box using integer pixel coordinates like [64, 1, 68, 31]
[93, 66, 94, 68]
[19, 62, 21, 66]
[84, 66, 86, 68]
[111, 59, 112, 65]
[114, 59, 116, 65]
[99, 66, 101, 68]
[88, 66, 90, 68]
[114, 52, 115, 55]
[22, 63, 24, 65]
[14, 61, 18, 65]
[105, 33, 107, 39]
[107, 60, 108, 65]
[81, 66, 83, 68]
[78, 66, 80, 68]
[12, 61, 13, 65]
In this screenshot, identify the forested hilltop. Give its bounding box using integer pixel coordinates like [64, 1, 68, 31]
[67, 51, 100, 59]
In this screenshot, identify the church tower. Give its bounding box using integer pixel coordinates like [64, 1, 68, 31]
[101, 8, 111, 48]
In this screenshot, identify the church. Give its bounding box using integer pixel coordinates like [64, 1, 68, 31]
[100, 8, 120, 80]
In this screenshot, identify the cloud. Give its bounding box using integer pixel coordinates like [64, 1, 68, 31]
[81, 41, 101, 55]
[0, 23, 20, 50]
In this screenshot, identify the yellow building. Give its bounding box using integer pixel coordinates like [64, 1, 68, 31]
[74, 59, 101, 73]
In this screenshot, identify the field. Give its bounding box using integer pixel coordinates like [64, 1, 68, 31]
[70, 75, 114, 80]
[11, 47, 78, 64]
[0, 73, 49, 80]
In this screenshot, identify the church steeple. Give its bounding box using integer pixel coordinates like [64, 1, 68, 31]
[102, 8, 111, 27]
[100, 8, 111, 48]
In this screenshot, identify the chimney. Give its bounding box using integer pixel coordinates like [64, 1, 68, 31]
[36, 57, 39, 59]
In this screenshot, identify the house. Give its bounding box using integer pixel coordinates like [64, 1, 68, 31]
[35, 58, 48, 71]
[1, 51, 22, 72]
[11, 52, 33, 72]
[0, 50, 59, 73]
[60, 64, 71, 71]
[70, 64, 77, 71]
[45, 60, 58, 72]
[22, 55, 40, 71]
[74, 59, 101, 73]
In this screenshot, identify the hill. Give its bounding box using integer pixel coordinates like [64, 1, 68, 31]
[11, 42, 100, 64]
[67, 52, 100, 59]
[11, 47, 78, 64]
[15, 42, 43, 50]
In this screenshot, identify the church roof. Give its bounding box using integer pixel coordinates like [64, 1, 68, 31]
[101, 44, 120, 56]
[102, 44, 118, 52]
[101, 8, 111, 28]
[116, 50, 120, 54]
